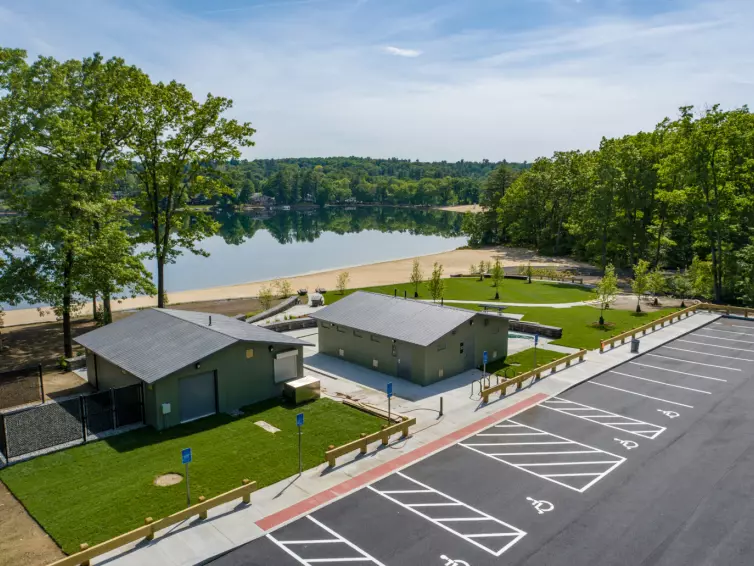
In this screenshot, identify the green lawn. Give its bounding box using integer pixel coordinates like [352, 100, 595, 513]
[485, 347, 567, 378]
[500, 306, 678, 350]
[322, 277, 594, 305]
[0, 398, 383, 554]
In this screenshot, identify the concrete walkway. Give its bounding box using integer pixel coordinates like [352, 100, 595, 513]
[93, 311, 719, 566]
[434, 299, 599, 308]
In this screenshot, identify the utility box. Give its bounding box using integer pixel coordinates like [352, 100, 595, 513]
[630, 338, 640, 354]
[283, 375, 321, 404]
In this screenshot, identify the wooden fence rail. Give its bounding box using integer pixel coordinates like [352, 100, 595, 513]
[326, 417, 417, 468]
[48, 479, 257, 566]
[599, 304, 699, 353]
[480, 350, 588, 404]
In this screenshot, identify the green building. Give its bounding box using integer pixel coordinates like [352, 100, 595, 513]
[75, 308, 311, 429]
[310, 291, 509, 386]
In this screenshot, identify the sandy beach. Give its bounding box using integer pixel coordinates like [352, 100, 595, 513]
[436, 204, 483, 213]
[2, 246, 586, 327]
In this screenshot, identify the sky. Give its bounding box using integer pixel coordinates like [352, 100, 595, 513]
[0, 0, 752, 162]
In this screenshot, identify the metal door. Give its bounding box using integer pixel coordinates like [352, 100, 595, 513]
[179, 372, 216, 423]
[397, 345, 413, 380]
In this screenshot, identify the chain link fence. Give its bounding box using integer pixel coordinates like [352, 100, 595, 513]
[0, 365, 44, 410]
[0, 383, 144, 461]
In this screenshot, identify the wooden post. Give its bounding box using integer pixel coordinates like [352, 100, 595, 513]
[145, 518, 155, 541]
[381, 425, 389, 446]
[566, 359, 571, 367]
[327, 445, 336, 468]
[198, 496, 207, 519]
[242, 479, 251, 504]
[79, 543, 90, 566]
[482, 392, 489, 404]
[401, 421, 409, 438]
[600, 342, 604, 353]
[579, 353, 584, 363]
[550, 366, 556, 374]
[359, 433, 367, 455]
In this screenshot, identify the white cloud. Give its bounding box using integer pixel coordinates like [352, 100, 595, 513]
[0, 0, 752, 162]
[382, 45, 422, 58]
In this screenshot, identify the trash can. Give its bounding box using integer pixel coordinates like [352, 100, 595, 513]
[630, 338, 640, 353]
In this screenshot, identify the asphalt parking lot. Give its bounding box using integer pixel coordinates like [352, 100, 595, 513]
[211, 317, 754, 566]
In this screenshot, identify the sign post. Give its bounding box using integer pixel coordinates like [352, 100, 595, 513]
[387, 382, 393, 424]
[534, 333, 539, 367]
[483, 350, 488, 383]
[296, 413, 304, 475]
[181, 448, 192, 507]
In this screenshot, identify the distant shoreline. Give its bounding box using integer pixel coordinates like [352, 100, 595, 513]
[435, 204, 483, 213]
[1, 246, 585, 327]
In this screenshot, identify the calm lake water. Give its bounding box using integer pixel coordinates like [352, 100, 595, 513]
[4, 207, 466, 309]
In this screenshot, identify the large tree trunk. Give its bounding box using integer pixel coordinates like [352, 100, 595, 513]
[92, 295, 97, 321]
[62, 250, 74, 359]
[103, 294, 112, 325]
[157, 258, 165, 308]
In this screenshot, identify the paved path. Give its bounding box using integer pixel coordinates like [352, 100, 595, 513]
[93, 312, 718, 566]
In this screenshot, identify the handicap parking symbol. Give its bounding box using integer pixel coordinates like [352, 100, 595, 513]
[440, 556, 470, 566]
[526, 496, 554, 515]
[615, 438, 639, 450]
[657, 409, 680, 419]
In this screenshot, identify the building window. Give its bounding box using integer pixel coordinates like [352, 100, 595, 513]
[336, 326, 345, 333]
[245, 348, 254, 359]
[321, 322, 331, 329]
[460, 342, 464, 354]
[354, 330, 362, 338]
[437, 342, 446, 352]
[392, 343, 397, 357]
[371, 334, 380, 343]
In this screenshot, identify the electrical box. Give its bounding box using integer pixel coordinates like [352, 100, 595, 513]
[161, 403, 171, 415]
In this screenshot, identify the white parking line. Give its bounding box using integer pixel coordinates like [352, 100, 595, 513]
[712, 322, 754, 331]
[696, 333, 754, 344]
[664, 346, 754, 363]
[540, 396, 666, 439]
[628, 361, 728, 382]
[678, 339, 754, 353]
[610, 370, 712, 394]
[705, 327, 754, 336]
[268, 516, 387, 566]
[460, 420, 625, 493]
[369, 472, 526, 556]
[646, 353, 741, 371]
[588, 381, 694, 408]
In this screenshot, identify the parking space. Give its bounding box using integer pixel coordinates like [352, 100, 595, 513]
[212, 317, 754, 566]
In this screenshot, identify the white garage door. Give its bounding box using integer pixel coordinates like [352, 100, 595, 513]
[179, 372, 216, 423]
[274, 350, 299, 383]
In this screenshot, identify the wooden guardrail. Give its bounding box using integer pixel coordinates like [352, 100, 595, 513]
[326, 417, 417, 468]
[480, 349, 588, 404]
[699, 303, 752, 317]
[599, 304, 698, 353]
[49, 479, 257, 566]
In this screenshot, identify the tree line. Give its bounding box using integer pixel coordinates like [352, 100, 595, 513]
[464, 105, 754, 305]
[0, 47, 255, 357]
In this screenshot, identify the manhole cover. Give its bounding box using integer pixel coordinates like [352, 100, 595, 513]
[154, 473, 183, 487]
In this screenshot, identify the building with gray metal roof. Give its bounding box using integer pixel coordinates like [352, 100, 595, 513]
[310, 292, 509, 386]
[75, 308, 311, 429]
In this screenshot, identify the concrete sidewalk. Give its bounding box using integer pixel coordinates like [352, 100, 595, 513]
[93, 311, 720, 566]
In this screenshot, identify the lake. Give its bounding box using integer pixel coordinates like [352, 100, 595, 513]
[3, 207, 467, 309]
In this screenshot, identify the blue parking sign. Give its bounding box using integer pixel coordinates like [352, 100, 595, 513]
[535, 333, 539, 346]
[387, 382, 393, 398]
[181, 447, 192, 465]
[296, 413, 304, 427]
[483, 350, 488, 365]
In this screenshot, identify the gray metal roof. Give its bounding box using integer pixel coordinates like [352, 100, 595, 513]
[309, 291, 477, 347]
[74, 308, 310, 384]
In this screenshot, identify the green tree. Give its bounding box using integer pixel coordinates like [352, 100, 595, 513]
[258, 285, 274, 311]
[491, 258, 504, 299]
[647, 268, 666, 305]
[427, 262, 445, 302]
[131, 80, 255, 308]
[409, 258, 423, 298]
[688, 256, 714, 300]
[596, 263, 619, 325]
[631, 259, 651, 313]
[671, 269, 693, 308]
[735, 242, 754, 307]
[336, 271, 350, 294]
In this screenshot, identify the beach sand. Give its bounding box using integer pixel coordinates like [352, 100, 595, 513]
[2, 246, 586, 327]
[435, 204, 483, 213]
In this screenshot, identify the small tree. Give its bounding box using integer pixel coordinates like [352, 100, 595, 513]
[647, 268, 666, 306]
[258, 285, 274, 310]
[672, 269, 692, 308]
[409, 258, 423, 298]
[631, 259, 651, 313]
[525, 261, 533, 284]
[491, 259, 504, 300]
[428, 262, 445, 302]
[274, 279, 293, 298]
[477, 261, 486, 281]
[469, 263, 478, 277]
[336, 271, 350, 295]
[688, 257, 714, 300]
[596, 263, 619, 325]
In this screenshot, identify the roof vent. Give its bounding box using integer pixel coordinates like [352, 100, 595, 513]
[209, 315, 212, 326]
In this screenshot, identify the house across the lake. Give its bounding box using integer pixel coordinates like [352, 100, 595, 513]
[75, 308, 311, 429]
[309, 291, 509, 386]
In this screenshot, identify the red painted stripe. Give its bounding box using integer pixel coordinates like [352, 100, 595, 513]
[255, 392, 548, 531]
